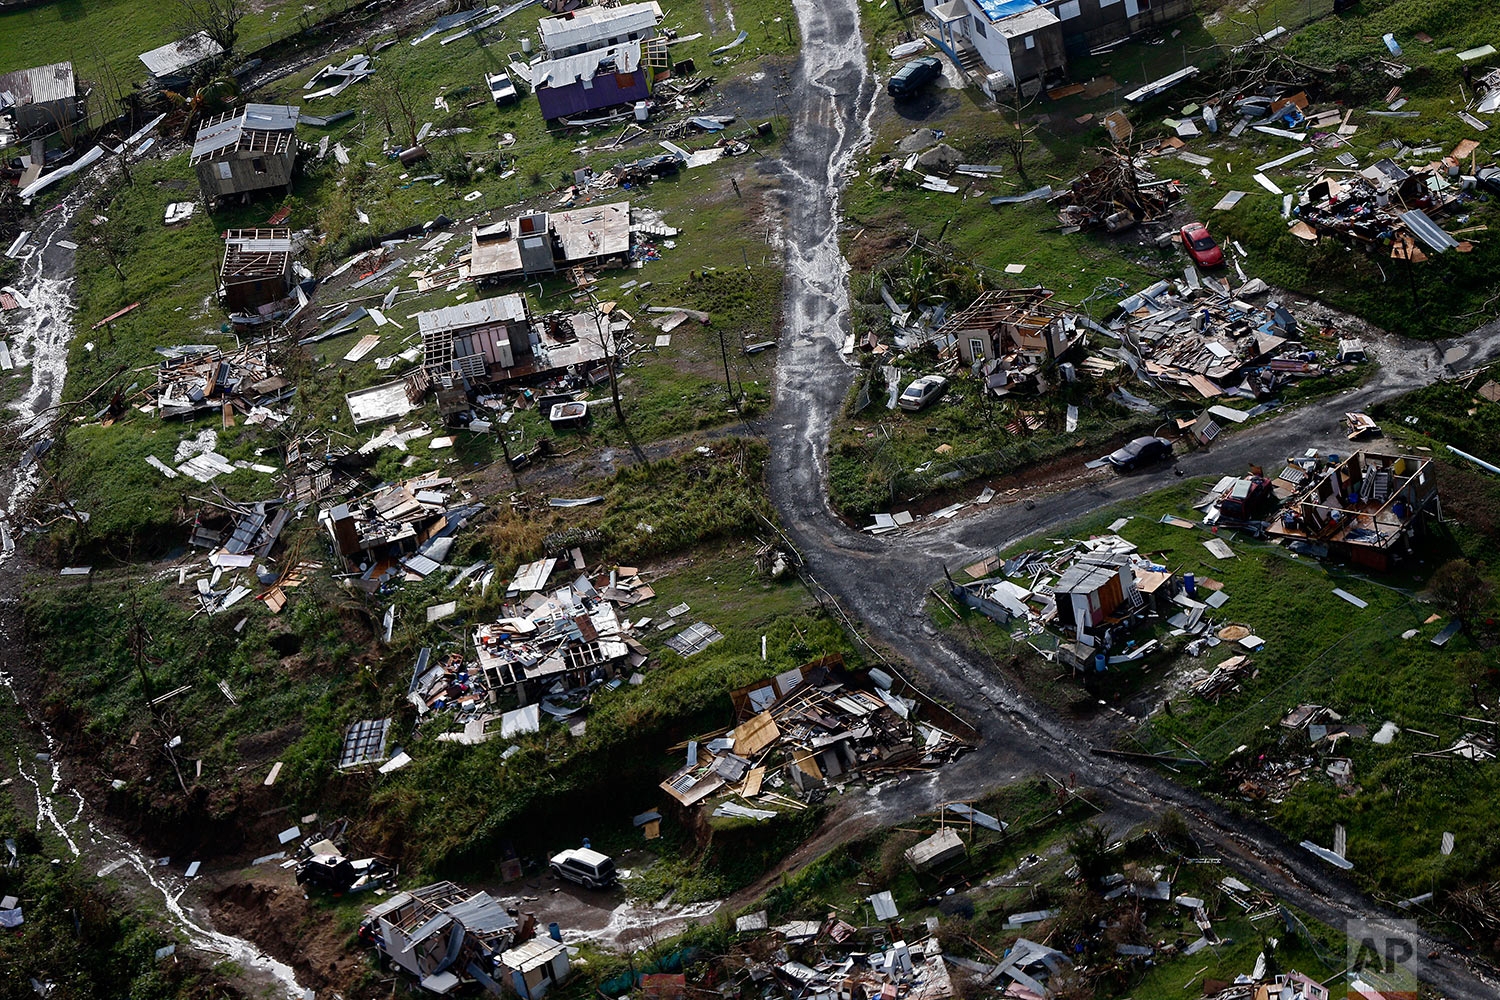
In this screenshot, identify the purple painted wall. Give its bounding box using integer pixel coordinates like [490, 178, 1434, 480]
[537, 69, 651, 120]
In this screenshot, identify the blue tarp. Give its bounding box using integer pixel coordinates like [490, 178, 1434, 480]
[973, 0, 1043, 22]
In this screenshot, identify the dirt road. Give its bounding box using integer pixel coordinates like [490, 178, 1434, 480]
[767, 0, 1500, 995]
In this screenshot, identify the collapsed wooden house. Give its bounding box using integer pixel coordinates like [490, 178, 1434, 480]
[1266, 451, 1441, 571]
[220, 228, 294, 312]
[941, 287, 1081, 393]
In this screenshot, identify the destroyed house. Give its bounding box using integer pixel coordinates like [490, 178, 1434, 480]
[925, 0, 1066, 94]
[941, 287, 1078, 391]
[139, 31, 225, 89]
[662, 656, 974, 809]
[322, 473, 478, 582]
[153, 346, 291, 420]
[1116, 278, 1297, 400]
[189, 498, 288, 564]
[190, 104, 299, 204]
[362, 882, 520, 995]
[1267, 451, 1439, 571]
[419, 295, 534, 383]
[469, 202, 633, 282]
[219, 228, 293, 313]
[538, 1, 662, 58]
[1053, 553, 1139, 632]
[471, 600, 632, 703]
[0, 62, 79, 139]
[1292, 159, 1462, 261]
[533, 42, 654, 120]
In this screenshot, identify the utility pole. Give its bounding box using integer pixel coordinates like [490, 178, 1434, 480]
[718, 327, 736, 407]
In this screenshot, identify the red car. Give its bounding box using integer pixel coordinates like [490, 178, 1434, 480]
[1180, 222, 1224, 267]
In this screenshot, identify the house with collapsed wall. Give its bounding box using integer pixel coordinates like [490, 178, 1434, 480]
[660, 656, 973, 813]
[949, 534, 1178, 664]
[322, 472, 485, 586]
[190, 104, 299, 205]
[417, 294, 619, 387]
[1266, 451, 1440, 571]
[1290, 155, 1465, 261]
[470, 597, 638, 707]
[0, 62, 80, 141]
[940, 287, 1080, 393]
[153, 345, 293, 420]
[362, 882, 569, 996]
[468, 203, 633, 282]
[220, 228, 294, 313]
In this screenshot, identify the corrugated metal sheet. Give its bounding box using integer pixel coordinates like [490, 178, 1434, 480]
[539, 1, 660, 52]
[417, 295, 527, 335]
[227, 237, 293, 253]
[139, 31, 225, 78]
[0, 62, 75, 107]
[191, 103, 299, 160]
[1399, 209, 1460, 253]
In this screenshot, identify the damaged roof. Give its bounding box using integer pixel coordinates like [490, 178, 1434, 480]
[538, 1, 661, 52]
[0, 62, 75, 107]
[533, 41, 643, 90]
[191, 104, 299, 163]
[140, 31, 225, 78]
[417, 295, 528, 335]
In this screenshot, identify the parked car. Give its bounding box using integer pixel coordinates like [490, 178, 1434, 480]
[888, 57, 942, 98]
[898, 374, 948, 412]
[550, 847, 617, 888]
[486, 70, 519, 106]
[1179, 222, 1224, 268]
[1106, 436, 1174, 472]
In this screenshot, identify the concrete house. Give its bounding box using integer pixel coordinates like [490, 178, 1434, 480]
[0, 62, 79, 139]
[926, 0, 1067, 94]
[468, 202, 632, 282]
[219, 228, 293, 313]
[532, 41, 653, 120]
[537, 1, 662, 58]
[1041, 0, 1195, 54]
[1267, 451, 1441, 571]
[190, 104, 299, 205]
